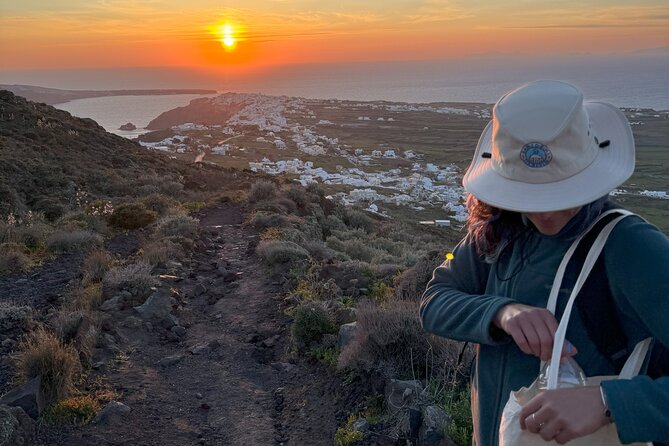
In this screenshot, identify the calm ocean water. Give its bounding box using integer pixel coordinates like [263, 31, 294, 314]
[42, 54, 668, 137]
[55, 94, 217, 137]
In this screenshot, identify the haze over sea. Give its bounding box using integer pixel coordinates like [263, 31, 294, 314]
[4, 54, 667, 135]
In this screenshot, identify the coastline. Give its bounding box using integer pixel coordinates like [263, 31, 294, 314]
[0, 84, 217, 105]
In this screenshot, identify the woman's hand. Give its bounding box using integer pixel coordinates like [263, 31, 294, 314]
[519, 386, 610, 443]
[493, 303, 576, 361]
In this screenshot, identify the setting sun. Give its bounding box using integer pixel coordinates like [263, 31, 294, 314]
[217, 23, 237, 50]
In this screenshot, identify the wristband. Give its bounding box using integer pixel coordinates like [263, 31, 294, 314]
[599, 385, 614, 422]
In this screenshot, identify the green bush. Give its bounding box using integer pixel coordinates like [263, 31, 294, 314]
[42, 394, 101, 425]
[290, 302, 337, 351]
[334, 414, 364, 446]
[108, 203, 158, 230]
[441, 387, 473, 446]
[156, 215, 199, 239]
[46, 230, 102, 253]
[248, 180, 276, 203]
[256, 240, 310, 266]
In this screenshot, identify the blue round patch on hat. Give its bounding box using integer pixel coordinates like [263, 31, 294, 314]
[520, 142, 552, 168]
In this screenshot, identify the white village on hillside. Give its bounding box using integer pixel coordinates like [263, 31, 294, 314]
[140, 93, 668, 223]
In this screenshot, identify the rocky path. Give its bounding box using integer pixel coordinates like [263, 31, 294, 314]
[40, 204, 363, 446]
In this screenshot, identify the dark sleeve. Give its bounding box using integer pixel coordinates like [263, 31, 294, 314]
[601, 216, 669, 443]
[419, 235, 517, 345]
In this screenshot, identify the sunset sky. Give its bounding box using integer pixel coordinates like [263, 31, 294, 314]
[1, 0, 668, 72]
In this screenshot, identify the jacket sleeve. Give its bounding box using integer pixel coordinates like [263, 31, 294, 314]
[419, 235, 517, 345]
[600, 216, 669, 443]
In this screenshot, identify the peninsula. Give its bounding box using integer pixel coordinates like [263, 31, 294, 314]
[0, 84, 217, 105]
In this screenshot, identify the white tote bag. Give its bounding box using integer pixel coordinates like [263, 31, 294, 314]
[499, 210, 653, 446]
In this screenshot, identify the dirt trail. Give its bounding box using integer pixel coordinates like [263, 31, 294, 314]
[39, 204, 362, 446]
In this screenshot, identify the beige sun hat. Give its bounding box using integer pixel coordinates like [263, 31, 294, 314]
[463, 80, 635, 212]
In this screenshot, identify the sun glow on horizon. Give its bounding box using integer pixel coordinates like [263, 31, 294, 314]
[217, 23, 237, 51]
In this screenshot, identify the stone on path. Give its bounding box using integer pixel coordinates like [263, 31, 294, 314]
[0, 405, 35, 446]
[0, 376, 44, 419]
[93, 401, 130, 426]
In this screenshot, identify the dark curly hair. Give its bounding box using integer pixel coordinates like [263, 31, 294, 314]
[466, 194, 612, 261]
[465, 194, 525, 260]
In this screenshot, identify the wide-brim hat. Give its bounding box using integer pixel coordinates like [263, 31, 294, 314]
[463, 80, 635, 212]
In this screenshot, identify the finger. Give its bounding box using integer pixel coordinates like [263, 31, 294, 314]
[555, 428, 574, 444]
[532, 319, 554, 361]
[561, 340, 578, 361]
[520, 393, 544, 422]
[538, 419, 562, 442]
[506, 325, 533, 356]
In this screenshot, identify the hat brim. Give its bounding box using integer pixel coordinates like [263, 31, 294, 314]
[463, 102, 635, 212]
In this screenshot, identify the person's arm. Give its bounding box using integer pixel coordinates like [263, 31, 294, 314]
[419, 236, 516, 345]
[599, 217, 669, 443]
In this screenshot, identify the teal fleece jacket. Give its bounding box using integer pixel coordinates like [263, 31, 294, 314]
[420, 210, 669, 446]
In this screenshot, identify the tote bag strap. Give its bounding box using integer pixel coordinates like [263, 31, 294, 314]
[546, 209, 635, 314]
[547, 212, 638, 389]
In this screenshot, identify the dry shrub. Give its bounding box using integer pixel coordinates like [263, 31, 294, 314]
[248, 180, 276, 203]
[51, 309, 98, 365]
[260, 227, 284, 241]
[14, 223, 52, 252]
[65, 284, 103, 312]
[319, 260, 374, 294]
[163, 235, 195, 251]
[46, 230, 102, 253]
[141, 238, 183, 266]
[156, 215, 199, 239]
[249, 212, 289, 230]
[141, 193, 178, 216]
[338, 299, 462, 381]
[102, 261, 156, 304]
[14, 327, 82, 405]
[285, 185, 310, 211]
[394, 251, 443, 301]
[108, 203, 158, 230]
[0, 301, 35, 337]
[301, 240, 339, 262]
[338, 207, 376, 233]
[0, 242, 31, 274]
[81, 250, 112, 285]
[326, 236, 381, 263]
[256, 240, 310, 266]
[57, 211, 108, 234]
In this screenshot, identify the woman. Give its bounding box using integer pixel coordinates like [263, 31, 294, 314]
[420, 80, 669, 445]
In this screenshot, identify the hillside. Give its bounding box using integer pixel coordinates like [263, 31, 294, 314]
[2, 92, 461, 446]
[0, 85, 216, 105]
[0, 90, 237, 219]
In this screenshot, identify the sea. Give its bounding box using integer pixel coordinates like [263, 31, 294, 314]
[14, 54, 666, 137]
